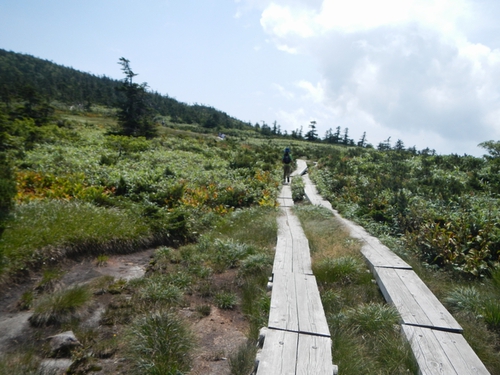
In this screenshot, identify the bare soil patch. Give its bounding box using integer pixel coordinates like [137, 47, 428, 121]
[0, 249, 249, 374]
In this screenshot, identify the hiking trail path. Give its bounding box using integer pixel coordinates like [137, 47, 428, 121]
[254, 159, 490, 375]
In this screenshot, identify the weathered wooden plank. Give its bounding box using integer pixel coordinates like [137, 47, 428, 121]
[361, 242, 412, 270]
[294, 273, 330, 337]
[256, 329, 298, 375]
[274, 209, 294, 274]
[402, 325, 490, 375]
[280, 184, 293, 199]
[269, 272, 330, 337]
[375, 268, 462, 332]
[291, 159, 308, 177]
[296, 334, 335, 375]
[277, 197, 295, 207]
[303, 174, 328, 208]
[285, 208, 312, 274]
[269, 271, 299, 332]
[292, 235, 312, 275]
[273, 207, 312, 275]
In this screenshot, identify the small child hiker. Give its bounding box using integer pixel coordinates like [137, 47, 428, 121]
[282, 147, 293, 184]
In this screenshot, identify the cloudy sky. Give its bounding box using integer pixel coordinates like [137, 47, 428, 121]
[2, 0, 500, 156]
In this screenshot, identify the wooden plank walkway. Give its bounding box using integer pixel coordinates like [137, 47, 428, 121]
[300, 163, 490, 375]
[375, 267, 462, 332]
[255, 163, 337, 375]
[402, 325, 489, 375]
[268, 271, 330, 336]
[257, 329, 335, 375]
[273, 207, 312, 275]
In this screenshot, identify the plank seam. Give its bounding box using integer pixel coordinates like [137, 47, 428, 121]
[265, 326, 331, 338]
[402, 322, 464, 334]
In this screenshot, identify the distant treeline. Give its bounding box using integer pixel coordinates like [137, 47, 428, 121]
[0, 49, 431, 151]
[0, 49, 251, 130]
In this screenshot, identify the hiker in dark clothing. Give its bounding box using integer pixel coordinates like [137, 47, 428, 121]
[282, 147, 293, 184]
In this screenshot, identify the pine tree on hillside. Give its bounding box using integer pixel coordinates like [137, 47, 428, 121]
[116, 58, 157, 138]
[305, 121, 318, 141]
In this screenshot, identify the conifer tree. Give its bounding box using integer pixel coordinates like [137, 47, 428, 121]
[116, 58, 157, 138]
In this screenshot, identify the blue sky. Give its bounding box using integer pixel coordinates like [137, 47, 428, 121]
[2, 0, 500, 156]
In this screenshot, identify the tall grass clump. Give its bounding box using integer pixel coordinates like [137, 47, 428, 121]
[29, 285, 92, 326]
[313, 256, 364, 284]
[240, 279, 270, 339]
[214, 291, 238, 310]
[136, 275, 184, 308]
[444, 286, 483, 315]
[339, 303, 400, 334]
[229, 340, 258, 375]
[211, 239, 256, 272]
[445, 284, 500, 332]
[126, 312, 194, 375]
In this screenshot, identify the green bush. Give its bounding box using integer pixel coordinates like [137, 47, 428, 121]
[312, 148, 500, 277]
[291, 175, 305, 201]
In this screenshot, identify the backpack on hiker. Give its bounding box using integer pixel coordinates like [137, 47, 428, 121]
[283, 148, 292, 164]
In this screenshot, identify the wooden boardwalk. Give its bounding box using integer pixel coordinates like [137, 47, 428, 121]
[300, 160, 490, 375]
[255, 171, 337, 374]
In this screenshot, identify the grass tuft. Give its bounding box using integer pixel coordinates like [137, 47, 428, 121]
[229, 340, 257, 375]
[482, 299, 500, 331]
[291, 175, 305, 202]
[29, 285, 92, 326]
[340, 303, 399, 334]
[313, 256, 363, 284]
[127, 311, 194, 375]
[238, 253, 273, 278]
[444, 286, 483, 314]
[214, 291, 238, 310]
[137, 276, 184, 307]
[196, 304, 212, 317]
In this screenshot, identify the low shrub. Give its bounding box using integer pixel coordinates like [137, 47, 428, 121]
[291, 175, 305, 201]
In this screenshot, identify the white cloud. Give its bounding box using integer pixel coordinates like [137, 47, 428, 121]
[272, 83, 295, 99]
[260, 3, 316, 38]
[296, 79, 326, 102]
[252, 0, 500, 155]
